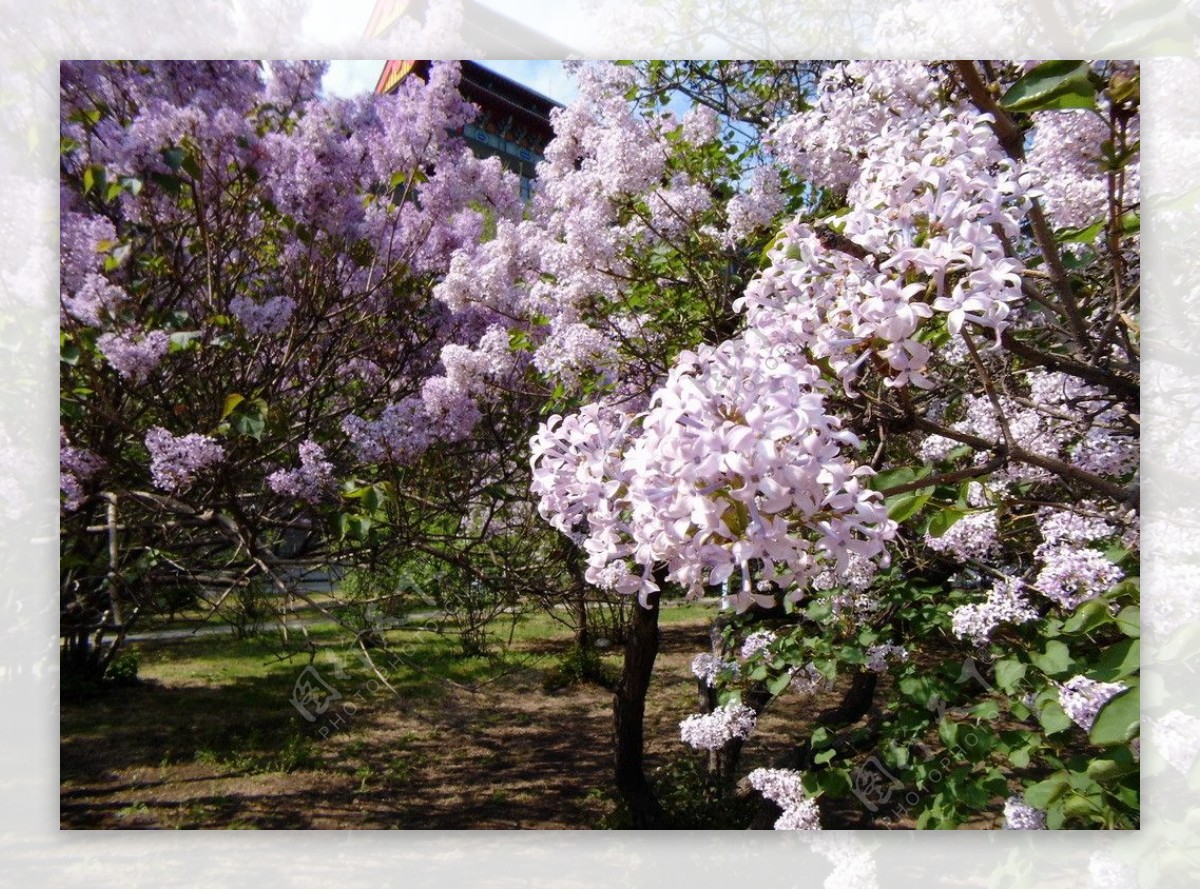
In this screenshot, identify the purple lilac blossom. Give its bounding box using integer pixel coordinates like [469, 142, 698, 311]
[740, 629, 777, 660]
[144, 426, 225, 492]
[1058, 675, 1127, 733]
[951, 578, 1038, 645]
[267, 440, 334, 503]
[97, 330, 170, 383]
[1002, 795, 1046, 829]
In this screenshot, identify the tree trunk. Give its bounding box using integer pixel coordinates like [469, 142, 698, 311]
[613, 592, 665, 828]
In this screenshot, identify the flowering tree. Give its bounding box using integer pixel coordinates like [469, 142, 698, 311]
[61, 58, 1140, 830]
[520, 60, 1139, 828]
[59, 60, 554, 677]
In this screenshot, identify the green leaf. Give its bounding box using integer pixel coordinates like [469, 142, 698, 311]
[871, 465, 928, 492]
[220, 393, 245, 421]
[1089, 686, 1139, 746]
[162, 147, 186, 170]
[1031, 639, 1072, 676]
[168, 331, 202, 352]
[993, 658, 1027, 694]
[812, 748, 837, 765]
[968, 700, 1001, 720]
[926, 508, 966, 539]
[1086, 0, 1197, 55]
[1092, 638, 1140, 682]
[886, 488, 933, 523]
[1023, 774, 1070, 809]
[1038, 700, 1074, 735]
[1087, 757, 1138, 784]
[1000, 61, 1096, 112]
[766, 672, 791, 696]
[1058, 218, 1106, 245]
[1115, 606, 1140, 639]
[1061, 599, 1113, 635]
[82, 164, 108, 196]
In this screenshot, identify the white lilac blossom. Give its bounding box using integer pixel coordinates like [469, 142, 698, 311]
[865, 643, 908, 673]
[1058, 675, 1128, 733]
[230, 294, 296, 336]
[772, 801, 822, 830]
[951, 578, 1038, 645]
[690, 653, 739, 687]
[678, 702, 757, 751]
[1037, 508, 1115, 547]
[530, 337, 896, 609]
[144, 426, 225, 492]
[924, 509, 1000, 563]
[680, 104, 720, 145]
[725, 166, 787, 245]
[749, 74, 1031, 394]
[620, 339, 895, 608]
[267, 440, 334, 503]
[747, 767, 822, 830]
[740, 629, 777, 661]
[1026, 107, 1139, 231]
[97, 329, 170, 383]
[1034, 545, 1124, 610]
[768, 62, 940, 190]
[1002, 795, 1046, 830]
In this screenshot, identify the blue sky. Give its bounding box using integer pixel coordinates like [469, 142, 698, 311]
[321, 60, 580, 105]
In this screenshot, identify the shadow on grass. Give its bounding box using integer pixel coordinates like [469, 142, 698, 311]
[60, 624, 629, 829]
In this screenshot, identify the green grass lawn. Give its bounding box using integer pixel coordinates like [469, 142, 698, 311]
[61, 598, 727, 829]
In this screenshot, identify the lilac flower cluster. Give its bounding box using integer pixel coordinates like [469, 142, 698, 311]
[865, 643, 908, 673]
[528, 403, 637, 591]
[951, 578, 1038, 645]
[60, 427, 105, 512]
[144, 426, 225, 492]
[1058, 675, 1128, 733]
[267, 440, 334, 503]
[678, 702, 757, 751]
[724, 166, 787, 246]
[740, 629, 777, 661]
[743, 68, 1030, 399]
[230, 295, 296, 336]
[1036, 507, 1115, 547]
[1026, 107, 1139, 230]
[97, 330, 170, 383]
[1034, 546, 1124, 611]
[769, 62, 940, 190]
[789, 662, 835, 697]
[923, 509, 1000, 563]
[531, 334, 897, 609]
[63, 273, 128, 328]
[1002, 795, 1046, 830]
[690, 653, 739, 687]
[746, 767, 822, 830]
[60, 211, 117, 297]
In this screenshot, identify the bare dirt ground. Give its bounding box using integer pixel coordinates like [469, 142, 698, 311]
[61, 616, 934, 830]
